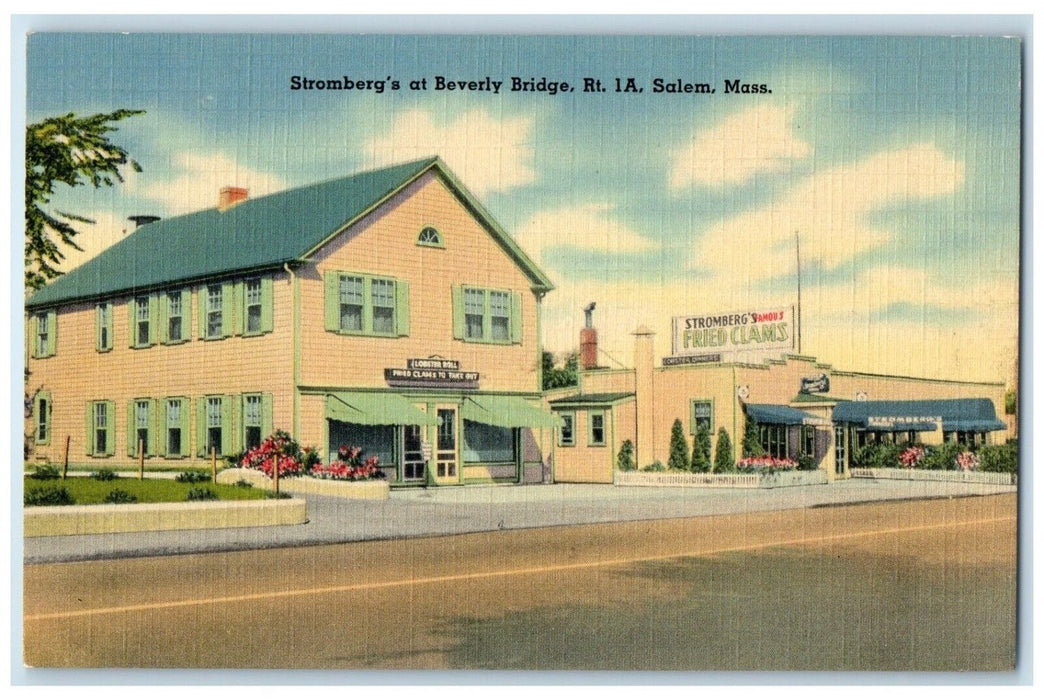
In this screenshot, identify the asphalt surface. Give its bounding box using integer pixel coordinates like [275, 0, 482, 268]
[23, 493, 1017, 670]
[22, 477, 1017, 564]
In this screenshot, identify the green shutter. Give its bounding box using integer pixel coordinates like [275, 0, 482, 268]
[361, 277, 373, 333]
[324, 272, 340, 331]
[148, 399, 161, 456]
[148, 295, 159, 345]
[196, 397, 207, 457]
[35, 390, 51, 445]
[104, 401, 116, 456]
[223, 282, 238, 337]
[260, 277, 274, 333]
[160, 399, 170, 457]
[95, 305, 103, 350]
[179, 398, 191, 457]
[86, 401, 95, 456]
[127, 401, 137, 456]
[510, 292, 523, 344]
[395, 280, 410, 336]
[451, 285, 465, 340]
[198, 287, 207, 339]
[46, 311, 57, 356]
[181, 289, 193, 341]
[223, 395, 237, 456]
[27, 314, 36, 359]
[128, 299, 137, 347]
[261, 393, 274, 438]
[157, 293, 169, 344]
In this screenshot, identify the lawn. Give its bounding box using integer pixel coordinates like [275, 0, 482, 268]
[23, 475, 270, 506]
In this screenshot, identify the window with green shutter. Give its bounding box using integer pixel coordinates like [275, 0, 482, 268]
[35, 390, 51, 445]
[96, 303, 112, 351]
[242, 393, 273, 451]
[126, 398, 161, 457]
[87, 400, 114, 457]
[31, 310, 57, 358]
[164, 397, 189, 458]
[162, 289, 191, 344]
[196, 395, 238, 457]
[239, 277, 273, 336]
[452, 286, 522, 344]
[129, 295, 159, 348]
[324, 271, 409, 337]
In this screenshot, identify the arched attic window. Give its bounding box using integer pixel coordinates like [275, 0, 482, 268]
[417, 226, 443, 248]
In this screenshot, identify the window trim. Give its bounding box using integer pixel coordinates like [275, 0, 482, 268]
[164, 396, 190, 458]
[689, 398, 714, 435]
[96, 302, 113, 352]
[204, 285, 224, 340]
[241, 393, 273, 452]
[35, 390, 51, 446]
[588, 410, 607, 447]
[163, 290, 190, 345]
[87, 400, 114, 457]
[31, 310, 56, 359]
[558, 411, 576, 447]
[453, 285, 522, 345]
[325, 271, 409, 338]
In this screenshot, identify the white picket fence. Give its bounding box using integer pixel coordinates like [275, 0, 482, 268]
[851, 467, 1016, 486]
[614, 469, 828, 489]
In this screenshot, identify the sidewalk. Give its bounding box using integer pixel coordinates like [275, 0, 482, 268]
[22, 478, 1017, 564]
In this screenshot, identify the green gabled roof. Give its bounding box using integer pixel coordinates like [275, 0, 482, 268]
[27, 157, 554, 309]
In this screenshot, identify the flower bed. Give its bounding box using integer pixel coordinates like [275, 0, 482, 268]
[736, 456, 799, 473]
[216, 468, 389, 500]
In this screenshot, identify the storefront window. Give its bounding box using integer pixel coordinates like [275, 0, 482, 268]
[759, 424, 788, 458]
[328, 422, 395, 466]
[462, 420, 516, 463]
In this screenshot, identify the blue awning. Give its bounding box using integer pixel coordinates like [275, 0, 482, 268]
[833, 398, 1006, 432]
[745, 404, 830, 427]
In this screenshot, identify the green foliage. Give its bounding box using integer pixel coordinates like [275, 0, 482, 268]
[978, 441, 1018, 474]
[25, 109, 144, 290]
[235, 479, 254, 489]
[920, 442, 963, 471]
[23, 476, 266, 505]
[797, 455, 818, 471]
[668, 419, 690, 471]
[616, 439, 636, 471]
[185, 487, 218, 501]
[542, 350, 579, 390]
[25, 486, 75, 506]
[264, 490, 292, 499]
[103, 489, 138, 504]
[742, 416, 766, 458]
[90, 468, 118, 481]
[175, 470, 211, 483]
[28, 463, 60, 480]
[1004, 390, 1017, 415]
[642, 461, 666, 472]
[691, 424, 712, 473]
[851, 442, 902, 468]
[713, 428, 734, 473]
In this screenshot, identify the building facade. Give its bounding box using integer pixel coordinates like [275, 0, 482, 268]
[25, 158, 560, 486]
[548, 324, 1010, 483]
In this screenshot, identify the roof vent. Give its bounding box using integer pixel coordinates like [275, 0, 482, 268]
[218, 186, 249, 211]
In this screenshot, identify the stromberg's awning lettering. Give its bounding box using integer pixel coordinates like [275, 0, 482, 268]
[833, 398, 1006, 432]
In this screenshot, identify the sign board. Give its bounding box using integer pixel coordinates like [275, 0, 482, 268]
[662, 353, 722, 366]
[799, 373, 830, 394]
[671, 306, 795, 360]
[385, 358, 479, 389]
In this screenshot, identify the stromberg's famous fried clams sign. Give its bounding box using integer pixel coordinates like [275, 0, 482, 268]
[671, 307, 795, 358]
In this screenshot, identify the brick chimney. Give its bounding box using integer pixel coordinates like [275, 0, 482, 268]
[580, 302, 599, 370]
[218, 186, 249, 211]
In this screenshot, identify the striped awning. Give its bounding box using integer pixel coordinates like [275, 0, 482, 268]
[462, 395, 563, 429]
[325, 392, 438, 426]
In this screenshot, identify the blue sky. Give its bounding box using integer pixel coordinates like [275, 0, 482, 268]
[25, 33, 1021, 383]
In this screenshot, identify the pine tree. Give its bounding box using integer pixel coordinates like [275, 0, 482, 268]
[742, 415, 766, 457]
[668, 418, 689, 471]
[714, 428, 734, 473]
[617, 439, 636, 471]
[691, 423, 712, 472]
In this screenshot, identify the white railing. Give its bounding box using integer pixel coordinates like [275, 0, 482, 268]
[614, 470, 828, 489]
[851, 467, 1016, 486]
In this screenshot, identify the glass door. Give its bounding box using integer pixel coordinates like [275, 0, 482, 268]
[834, 425, 847, 476]
[435, 406, 459, 484]
[402, 424, 426, 482]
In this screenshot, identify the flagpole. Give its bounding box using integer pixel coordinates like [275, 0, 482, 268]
[796, 231, 802, 355]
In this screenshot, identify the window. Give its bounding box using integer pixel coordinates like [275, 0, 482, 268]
[558, 412, 575, 447]
[588, 411, 606, 446]
[760, 424, 788, 458]
[802, 425, 816, 458]
[87, 401, 114, 456]
[197, 395, 237, 458]
[32, 311, 56, 358]
[130, 400, 150, 456]
[244, 280, 263, 334]
[96, 303, 112, 351]
[135, 297, 151, 346]
[206, 286, 223, 339]
[463, 421, 516, 464]
[166, 399, 184, 457]
[206, 397, 223, 456]
[35, 391, 51, 445]
[328, 422, 395, 467]
[167, 292, 184, 342]
[453, 286, 522, 344]
[690, 400, 713, 434]
[417, 226, 443, 247]
[325, 272, 409, 337]
[244, 394, 263, 450]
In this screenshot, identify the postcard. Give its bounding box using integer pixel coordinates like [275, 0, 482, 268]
[20, 29, 1021, 673]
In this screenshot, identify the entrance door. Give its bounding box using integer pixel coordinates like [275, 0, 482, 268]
[435, 406, 459, 484]
[834, 425, 847, 476]
[402, 424, 426, 482]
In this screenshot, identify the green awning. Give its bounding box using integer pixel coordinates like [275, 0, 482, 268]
[325, 392, 438, 426]
[462, 395, 563, 429]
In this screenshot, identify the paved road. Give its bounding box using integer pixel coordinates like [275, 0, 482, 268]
[23, 493, 1016, 670]
[23, 478, 1016, 563]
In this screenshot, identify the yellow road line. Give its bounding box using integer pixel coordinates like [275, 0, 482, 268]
[25, 515, 1015, 622]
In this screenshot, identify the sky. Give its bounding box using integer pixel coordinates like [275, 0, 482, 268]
[24, 33, 1022, 384]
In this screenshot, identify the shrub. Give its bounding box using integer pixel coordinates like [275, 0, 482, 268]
[713, 428, 734, 473]
[103, 489, 138, 504]
[852, 442, 902, 468]
[311, 445, 384, 480]
[28, 463, 60, 480]
[797, 455, 818, 471]
[616, 440, 636, 471]
[234, 479, 254, 489]
[978, 441, 1018, 474]
[667, 419, 690, 472]
[264, 490, 292, 499]
[25, 486, 75, 506]
[920, 442, 963, 471]
[90, 468, 118, 481]
[742, 416, 766, 458]
[174, 470, 211, 483]
[899, 446, 926, 468]
[185, 487, 218, 501]
[240, 430, 318, 478]
[643, 461, 666, 472]
[691, 425, 712, 473]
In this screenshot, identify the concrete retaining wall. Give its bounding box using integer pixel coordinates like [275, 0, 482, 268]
[851, 468, 1016, 486]
[24, 497, 308, 537]
[217, 468, 390, 500]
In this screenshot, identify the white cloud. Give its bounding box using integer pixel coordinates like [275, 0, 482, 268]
[669, 104, 811, 191]
[692, 143, 965, 282]
[55, 211, 134, 273]
[365, 108, 535, 197]
[142, 152, 289, 215]
[514, 203, 660, 264]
